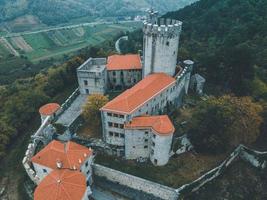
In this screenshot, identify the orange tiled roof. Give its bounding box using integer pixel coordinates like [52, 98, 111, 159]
[39, 103, 60, 116]
[34, 169, 86, 200]
[125, 115, 175, 135]
[31, 140, 92, 170]
[106, 54, 142, 71]
[101, 73, 175, 114]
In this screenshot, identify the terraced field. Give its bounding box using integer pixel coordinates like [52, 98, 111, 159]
[0, 21, 141, 84]
[1, 21, 141, 63]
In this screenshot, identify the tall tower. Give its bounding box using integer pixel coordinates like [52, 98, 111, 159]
[143, 9, 182, 77]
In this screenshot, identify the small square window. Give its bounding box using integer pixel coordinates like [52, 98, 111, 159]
[115, 132, 119, 137]
[108, 122, 113, 127]
[144, 145, 148, 149]
[114, 123, 119, 128]
[43, 169, 47, 173]
[120, 134, 125, 138]
[107, 113, 112, 117]
[109, 132, 114, 136]
[119, 124, 124, 129]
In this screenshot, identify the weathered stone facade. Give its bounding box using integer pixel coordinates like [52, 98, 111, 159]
[108, 69, 142, 90]
[77, 58, 107, 95]
[143, 10, 182, 77]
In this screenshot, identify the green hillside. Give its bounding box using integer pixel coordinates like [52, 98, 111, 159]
[0, 0, 197, 26]
[163, 0, 267, 96]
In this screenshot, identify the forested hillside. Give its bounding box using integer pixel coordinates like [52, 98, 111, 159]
[163, 0, 267, 96]
[0, 0, 197, 25]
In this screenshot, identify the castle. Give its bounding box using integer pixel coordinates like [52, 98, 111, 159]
[77, 9, 194, 166]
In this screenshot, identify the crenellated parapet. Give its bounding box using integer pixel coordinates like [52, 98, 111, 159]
[143, 18, 182, 38]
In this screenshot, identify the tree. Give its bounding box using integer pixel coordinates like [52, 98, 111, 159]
[82, 94, 109, 133]
[0, 119, 17, 159]
[188, 95, 263, 154]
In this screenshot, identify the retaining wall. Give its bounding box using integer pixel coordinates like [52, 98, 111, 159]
[93, 164, 179, 200]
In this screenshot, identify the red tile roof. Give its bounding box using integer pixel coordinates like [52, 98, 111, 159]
[106, 54, 142, 71]
[39, 103, 60, 116]
[101, 73, 175, 114]
[125, 115, 175, 135]
[34, 169, 86, 200]
[31, 140, 92, 170]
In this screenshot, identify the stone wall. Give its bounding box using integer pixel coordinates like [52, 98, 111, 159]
[176, 145, 267, 197]
[93, 164, 179, 200]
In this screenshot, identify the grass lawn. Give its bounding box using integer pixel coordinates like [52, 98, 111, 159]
[95, 152, 227, 188]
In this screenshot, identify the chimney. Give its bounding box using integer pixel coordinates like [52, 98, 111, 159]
[56, 160, 63, 169]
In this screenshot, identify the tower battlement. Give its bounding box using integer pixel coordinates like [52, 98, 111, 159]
[143, 18, 182, 38]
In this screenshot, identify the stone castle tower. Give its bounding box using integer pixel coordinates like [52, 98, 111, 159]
[143, 9, 182, 77]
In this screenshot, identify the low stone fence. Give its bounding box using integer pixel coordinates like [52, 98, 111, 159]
[93, 164, 179, 200]
[54, 88, 80, 121]
[176, 145, 267, 197]
[22, 142, 40, 184]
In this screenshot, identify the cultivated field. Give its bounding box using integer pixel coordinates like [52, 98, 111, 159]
[0, 21, 141, 63]
[0, 21, 142, 84]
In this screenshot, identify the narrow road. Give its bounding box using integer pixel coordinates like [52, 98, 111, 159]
[115, 36, 128, 54]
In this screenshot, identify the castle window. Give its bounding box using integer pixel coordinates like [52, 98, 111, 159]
[108, 122, 113, 127]
[144, 139, 148, 142]
[133, 146, 136, 148]
[85, 89, 89, 94]
[152, 142, 155, 147]
[173, 51, 176, 55]
[85, 161, 88, 167]
[114, 114, 118, 118]
[43, 169, 47, 173]
[107, 113, 112, 117]
[114, 123, 119, 128]
[120, 134, 125, 138]
[145, 131, 149, 135]
[113, 71, 116, 76]
[166, 41, 170, 46]
[109, 132, 114, 136]
[144, 145, 148, 149]
[115, 132, 119, 137]
[119, 124, 124, 129]
[84, 80, 88, 86]
[119, 115, 124, 118]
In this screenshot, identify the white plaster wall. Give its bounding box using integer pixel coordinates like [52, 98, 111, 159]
[153, 37, 179, 76]
[125, 129, 150, 160]
[32, 163, 53, 182]
[143, 36, 153, 77]
[77, 70, 107, 95]
[150, 132, 173, 166]
[143, 33, 180, 77]
[93, 164, 178, 200]
[102, 112, 126, 146]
